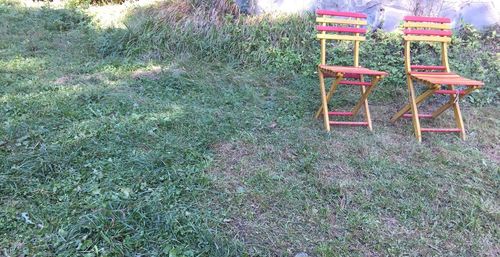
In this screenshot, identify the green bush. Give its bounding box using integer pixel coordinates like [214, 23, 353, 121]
[449, 24, 499, 105]
[97, 1, 499, 105]
[66, 0, 125, 8]
[38, 6, 89, 31]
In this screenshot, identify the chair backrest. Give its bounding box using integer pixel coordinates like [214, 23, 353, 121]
[316, 10, 368, 67]
[403, 16, 453, 73]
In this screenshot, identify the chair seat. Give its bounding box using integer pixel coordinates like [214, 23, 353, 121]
[409, 72, 483, 86]
[319, 65, 387, 77]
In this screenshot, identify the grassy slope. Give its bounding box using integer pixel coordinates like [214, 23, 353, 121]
[1, 1, 499, 256]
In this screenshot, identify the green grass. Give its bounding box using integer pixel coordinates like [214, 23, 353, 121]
[1, 1, 499, 256]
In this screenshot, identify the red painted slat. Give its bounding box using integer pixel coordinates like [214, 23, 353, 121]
[324, 73, 361, 79]
[422, 79, 484, 86]
[410, 72, 455, 75]
[411, 65, 447, 70]
[421, 128, 461, 133]
[329, 121, 369, 126]
[337, 69, 386, 76]
[404, 16, 451, 23]
[339, 80, 371, 86]
[316, 10, 367, 18]
[440, 81, 482, 86]
[316, 26, 366, 34]
[328, 111, 353, 116]
[434, 90, 466, 95]
[319, 65, 387, 76]
[403, 114, 433, 118]
[404, 29, 452, 36]
[343, 73, 361, 79]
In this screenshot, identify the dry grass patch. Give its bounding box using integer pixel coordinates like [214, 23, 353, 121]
[208, 140, 339, 255]
[131, 65, 162, 80]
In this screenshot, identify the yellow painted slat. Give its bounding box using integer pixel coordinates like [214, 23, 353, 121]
[413, 74, 460, 77]
[404, 35, 451, 43]
[317, 34, 366, 41]
[403, 22, 451, 30]
[316, 17, 367, 26]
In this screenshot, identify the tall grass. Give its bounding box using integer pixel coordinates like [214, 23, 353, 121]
[99, 0, 317, 74]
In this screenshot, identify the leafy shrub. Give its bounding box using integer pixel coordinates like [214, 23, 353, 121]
[66, 0, 125, 8]
[450, 23, 499, 105]
[0, 0, 19, 7]
[38, 7, 89, 31]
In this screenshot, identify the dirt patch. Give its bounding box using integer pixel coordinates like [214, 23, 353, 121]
[484, 244, 500, 257]
[208, 140, 301, 189]
[208, 140, 323, 253]
[208, 141, 254, 188]
[54, 75, 73, 85]
[131, 66, 162, 80]
[483, 147, 499, 164]
[316, 161, 362, 187]
[54, 73, 107, 85]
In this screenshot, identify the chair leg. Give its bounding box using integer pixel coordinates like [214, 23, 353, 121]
[431, 99, 454, 118]
[450, 86, 466, 140]
[432, 86, 477, 119]
[361, 85, 373, 131]
[315, 76, 343, 119]
[407, 77, 422, 142]
[318, 69, 330, 131]
[390, 86, 436, 123]
[352, 76, 380, 116]
[359, 75, 372, 131]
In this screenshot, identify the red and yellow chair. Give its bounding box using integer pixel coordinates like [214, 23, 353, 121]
[314, 10, 387, 131]
[391, 16, 483, 142]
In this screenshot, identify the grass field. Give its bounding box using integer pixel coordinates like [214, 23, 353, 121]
[0, 1, 499, 256]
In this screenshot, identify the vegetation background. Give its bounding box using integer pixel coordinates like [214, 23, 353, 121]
[0, 0, 498, 256]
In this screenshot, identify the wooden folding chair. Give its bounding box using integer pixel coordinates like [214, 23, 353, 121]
[315, 10, 387, 131]
[390, 16, 483, 142]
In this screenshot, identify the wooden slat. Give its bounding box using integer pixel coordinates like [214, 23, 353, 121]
[319, 65, 387, 76]
[403, 113, 433, 119]
[420, 79, 483, 86]
[328, 111, 353, 116]
[412, 75, 484, 86]
[404, 35, 451, 43]
[414, 77, 463, 81]
[412, 74, 460, 78]
[404, 29, 452, 36]
[411, 65, 447, 70]
[316, 10, 367, 18]
[434, 90, 466, 95]
[338, 80, 371, 86]
[421, 128, 461, 133]
[410, 72, 455, 75]
[342, 73, 361, 79]
[403, 22, 451, 29]
[329, 121, 369, 126]
[316, 26, 366, 34]
[404, 16, 451, 23]
[324, 71, 364, 79]
[316, 17, 367, 25]
[317, 34, 366, 41]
